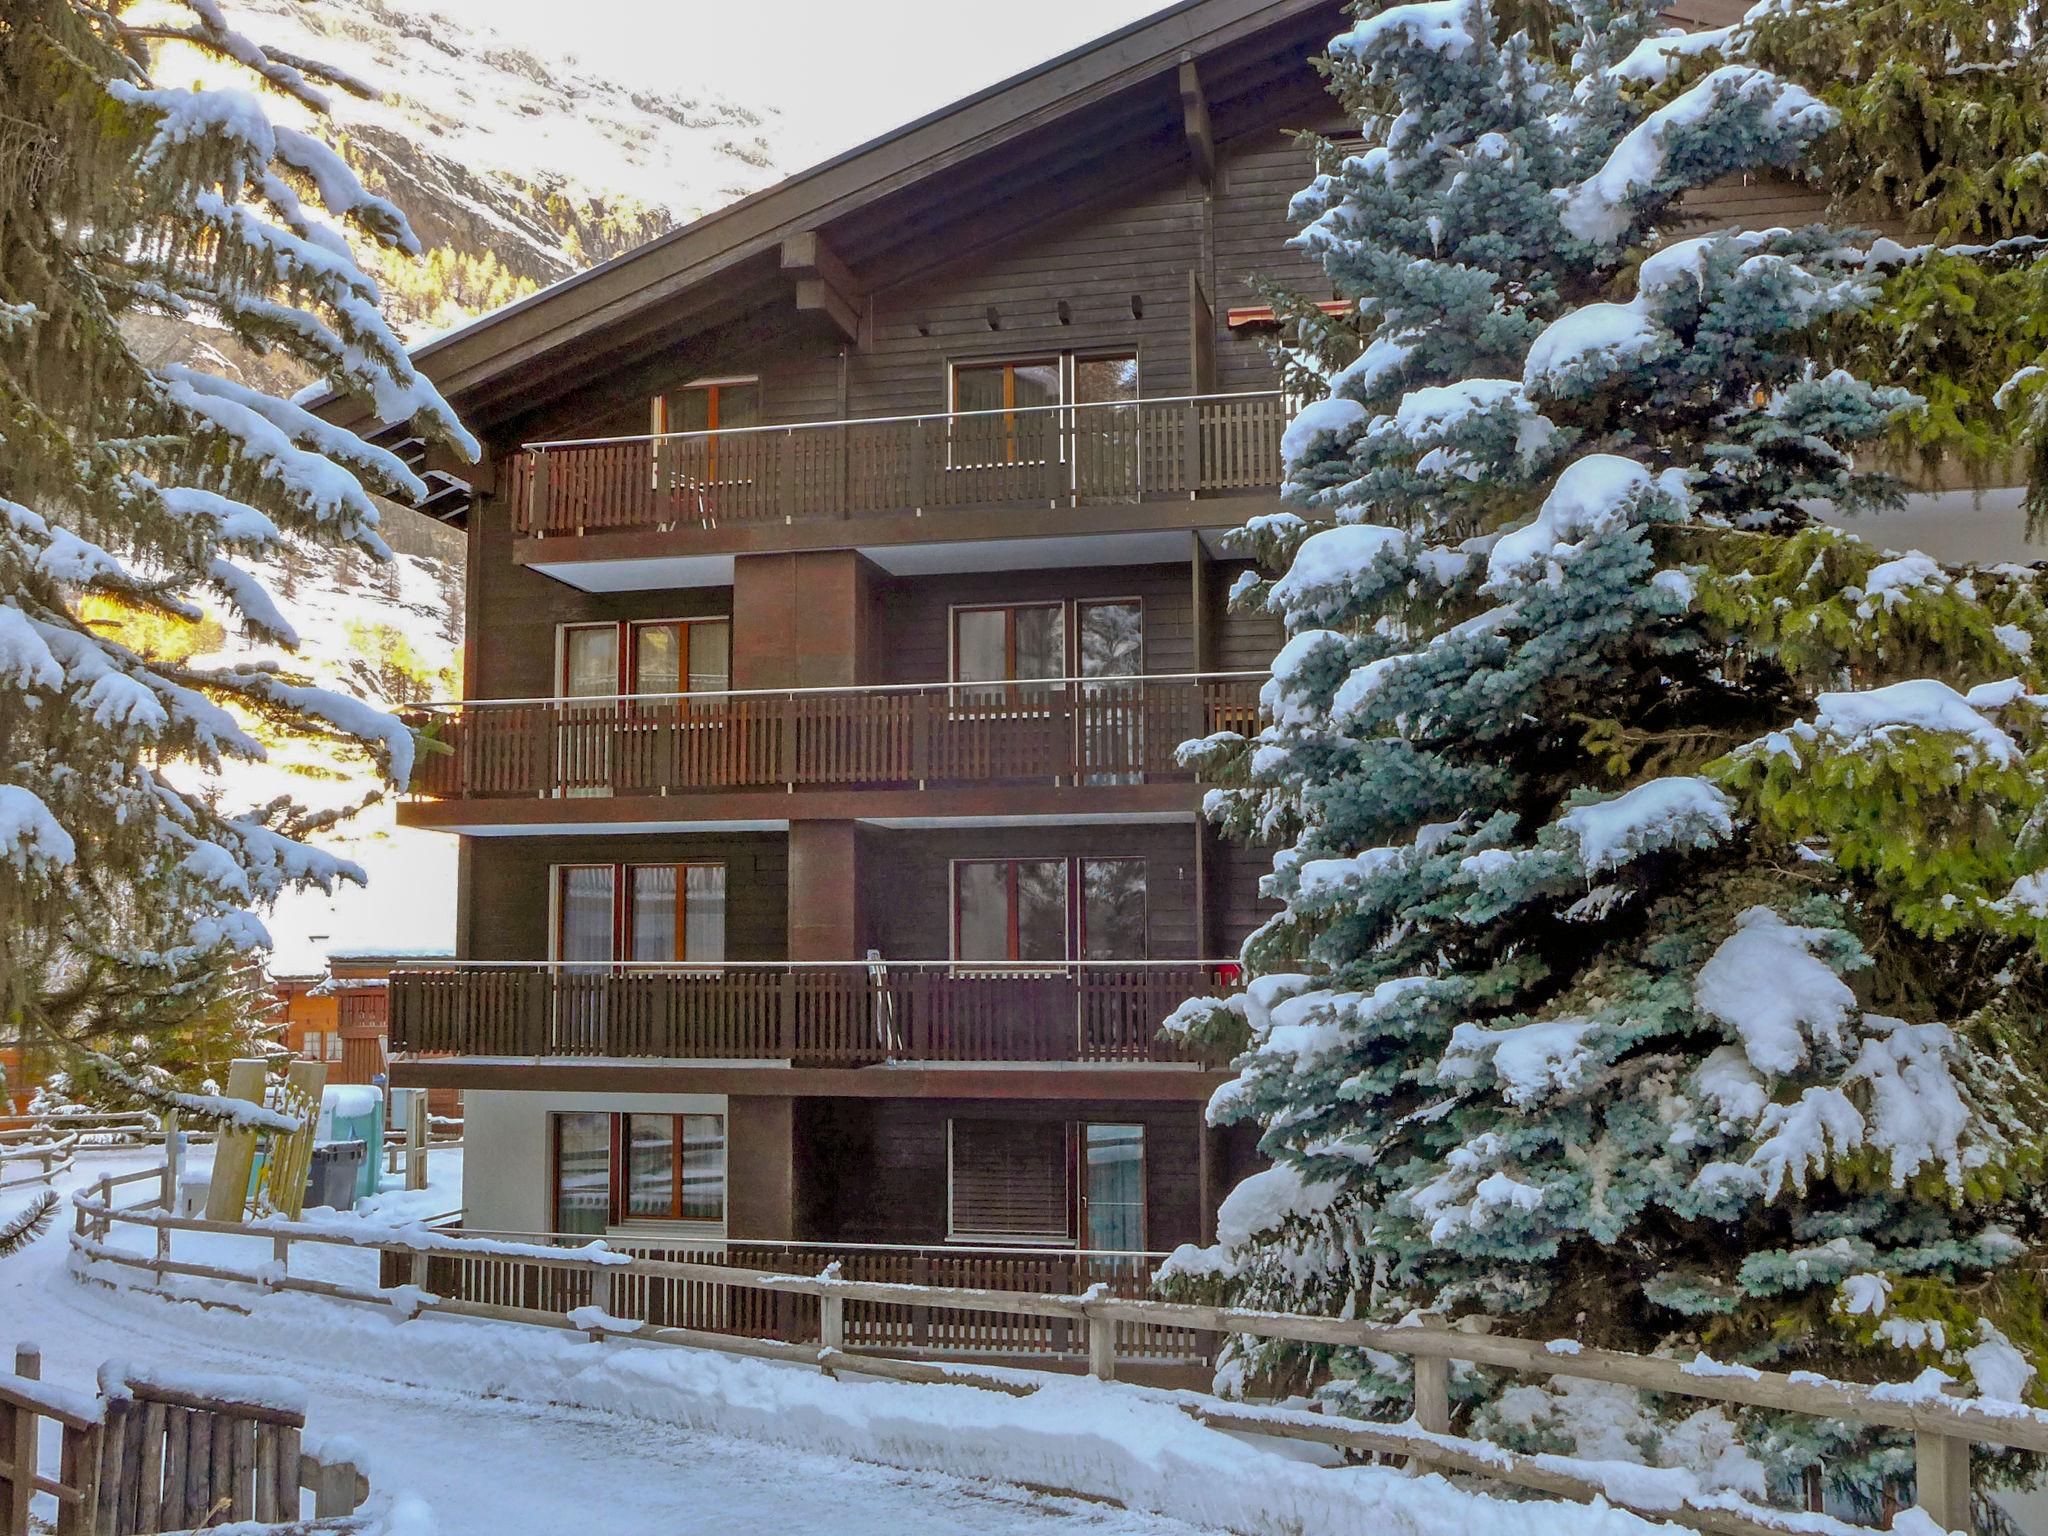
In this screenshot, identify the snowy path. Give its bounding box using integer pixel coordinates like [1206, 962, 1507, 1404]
[1, 1151, 1203, 1536]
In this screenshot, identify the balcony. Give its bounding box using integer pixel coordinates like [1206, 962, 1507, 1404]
[504, 391, 1286, 548]
[400, 673, 1260, 809]
[387, 961, 1239, 1067]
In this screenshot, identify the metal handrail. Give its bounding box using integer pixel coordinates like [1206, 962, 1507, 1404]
[403, 668, 1268, 714]
[522, 389, 1285, 451]
[446, 1223, 1175, 1261]
[391, 958, 1245, 972]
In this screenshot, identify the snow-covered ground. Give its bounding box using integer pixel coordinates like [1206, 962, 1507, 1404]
[1, 1148, 1705, 1536]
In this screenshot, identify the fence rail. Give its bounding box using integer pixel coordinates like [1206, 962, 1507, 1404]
[69, 1177, 2034, 1536]
[387, 961, 1237, 1064]
[507, 392, 1286, 540]
[401, 673, 1260, 803]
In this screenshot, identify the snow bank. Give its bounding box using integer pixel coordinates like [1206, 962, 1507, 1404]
[68, 1276, 1695, 1536]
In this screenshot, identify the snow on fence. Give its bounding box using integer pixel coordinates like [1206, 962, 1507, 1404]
[0, 1343, 369, 1536]
[67, 1174, 2034, 1535]
[0, 1131, 79, 1192]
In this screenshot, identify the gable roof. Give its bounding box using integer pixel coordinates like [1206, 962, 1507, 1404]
[332, 0, 1345, 438]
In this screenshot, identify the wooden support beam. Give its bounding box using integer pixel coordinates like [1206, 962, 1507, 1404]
[1178, 59, 1215, 187]
[781, 231, 864, 342]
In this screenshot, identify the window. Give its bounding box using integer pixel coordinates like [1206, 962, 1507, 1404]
[553, 1111, 727, 1232]
[326, 1034, 345, 1062]
[653, 380, 760, 482]
[553, 1112, 611, 1236]
[302, 1030, 322, 1060]
[1082, 1124, 1146, 1251]
[952, 857, 1147, 962]
[948, 1119, 1071, 1243]
[952, 359, 1060, 465]
[558, 619, 731, 700]
[556, 863, 727, 965]
[951, 599, 1140, 686]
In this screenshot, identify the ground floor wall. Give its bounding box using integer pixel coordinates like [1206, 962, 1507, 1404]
[457, 1082, 1262, 1252]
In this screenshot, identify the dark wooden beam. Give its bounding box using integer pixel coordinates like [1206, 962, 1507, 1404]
[1179, 58, 1216, 187]
[781, 231, 864, 342]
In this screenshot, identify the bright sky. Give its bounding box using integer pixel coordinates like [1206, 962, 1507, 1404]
[427, 0, 1175, 165]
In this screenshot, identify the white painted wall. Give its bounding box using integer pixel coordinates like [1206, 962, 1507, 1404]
[461, 1087, 726, 1234]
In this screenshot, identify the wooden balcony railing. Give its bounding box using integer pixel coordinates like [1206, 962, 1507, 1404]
[505, 391, 1285, 539]
[387, 960, 1241, 1067]
[401, 672, 1262, 803]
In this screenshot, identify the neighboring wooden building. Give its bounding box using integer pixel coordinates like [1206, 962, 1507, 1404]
[327, 0, 1365, 1259]
[278, 953, 455, 1099]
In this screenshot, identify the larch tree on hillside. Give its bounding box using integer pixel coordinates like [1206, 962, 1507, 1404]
[0, 1, 475, 1099]
[1164, 0, 2048, 1513]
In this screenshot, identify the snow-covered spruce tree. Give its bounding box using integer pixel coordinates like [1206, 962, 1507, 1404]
[0, 3, 475, 1087]
[1617, 0, 2048, 520]
[1164, 0, 2048, 1509]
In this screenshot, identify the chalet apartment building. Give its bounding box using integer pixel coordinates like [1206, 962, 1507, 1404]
[333, 0, 2041, 1266]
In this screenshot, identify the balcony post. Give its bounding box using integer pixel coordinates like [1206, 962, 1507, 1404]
[528, 452, 550, 533]
[779, 430, 800, 523]
[1181, 401, 1202, 493]
[908, 417, 929, 513]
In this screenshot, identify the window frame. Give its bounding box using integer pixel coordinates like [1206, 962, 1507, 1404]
[946, 597, 1144, 684]
[652, 377, 761, 482]
[1079, 1121, 1147, 1253]
[555, 617, 732, 701]
[551, 861, 728, 966]
[551, 1110, 728, 1232]
[948, 855, 1149, 964]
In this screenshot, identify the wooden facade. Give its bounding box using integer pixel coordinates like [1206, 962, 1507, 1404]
[345, 0, 1373, 1257]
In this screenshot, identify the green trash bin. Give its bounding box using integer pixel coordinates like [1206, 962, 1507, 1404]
[316, 1085, 384, 1202]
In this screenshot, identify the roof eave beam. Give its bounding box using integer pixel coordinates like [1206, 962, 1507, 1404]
[1179, 58, 1216, 188]
[781, 231, 864, 342]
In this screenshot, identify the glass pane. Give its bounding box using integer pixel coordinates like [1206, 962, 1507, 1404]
[1012, 362, 1061, 410]
[1084, 1124, 1145, 1250]
[954, 366, 1007, 414]
[1082, 859, 1148, 960]
[680, 1113, 725, 1221]
[555, 1113, 610, 1236]
[687, 621, 730, 694]
[1073, 355, 1139, 405]
[684, 865, 726, 962]
[632, 625, 681, 697]
[1077, 602, 1141, 678]
[558, 866, 615, 965]
[955, 862, 1010, 961]
[563, 628, 617, 698]
[717, 383, 760, 430]
[629, 866, 677, 963]
[1016, 860, 1069, 961]
[676, 388, 713, 434]
[955, 610, 1007, 684]
[1013, 606, 1065, 682]
[625, 1114, 675, 1220]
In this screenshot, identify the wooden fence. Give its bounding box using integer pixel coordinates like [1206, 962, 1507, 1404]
[506, 392, 1286, 540]
[387, 960, 1234, 1065]
[0, 1343, 367, 1536]
[402, 673, 1261, 803]
[68, 1169, 2039, 1535]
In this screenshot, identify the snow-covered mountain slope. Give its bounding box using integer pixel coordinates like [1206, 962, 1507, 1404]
[146, 0, 788, 337]
[155, 513, 468, 976]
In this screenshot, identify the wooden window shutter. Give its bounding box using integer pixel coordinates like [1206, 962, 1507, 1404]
[949, 1119, 1070, 1241]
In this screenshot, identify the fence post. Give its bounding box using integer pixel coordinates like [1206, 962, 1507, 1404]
[820, 1293, 846, 1352]
[1914, 1431, 1973, 1534]
[1412, 1354, 1451, 1435]
[159, 1112, 182, 1213]
[2, 1347, 39, 1536]
[1181, 400, 1202, 492]
[1087, 1305, 1115, 1382]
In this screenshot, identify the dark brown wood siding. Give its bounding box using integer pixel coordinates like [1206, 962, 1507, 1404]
[459, 832, 789, 963]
